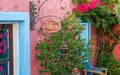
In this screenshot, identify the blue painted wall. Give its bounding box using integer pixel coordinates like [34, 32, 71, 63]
[0, 12, 30, 75]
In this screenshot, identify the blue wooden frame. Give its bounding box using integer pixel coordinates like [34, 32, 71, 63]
[77, 17, 91, 41]
[0, 12, 30, 75]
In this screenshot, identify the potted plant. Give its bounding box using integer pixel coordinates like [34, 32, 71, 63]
[36, 13, 91, 75]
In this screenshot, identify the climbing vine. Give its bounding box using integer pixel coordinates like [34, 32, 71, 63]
[72, 0, 120, 74]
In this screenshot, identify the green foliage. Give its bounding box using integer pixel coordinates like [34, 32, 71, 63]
[99, 41, 113, 52]
[89, 5, 118, 35]
[114, 2, 120, 24]
[72, 0, 92, 4]
[36, 13, 91, 75]
[72, 0, 120, 75]
[72, 0, 83, 4]
[97, 41, 120, 75]
[97, 52, 120, 75]
[72, 0, 119, 35]
[101, 0, 119, 5]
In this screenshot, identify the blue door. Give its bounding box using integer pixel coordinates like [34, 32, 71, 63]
[79, 22, 91, 62]
[79, 22, 92, 75]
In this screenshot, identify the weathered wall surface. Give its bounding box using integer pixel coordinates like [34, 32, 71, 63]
[30, 0, 75, 75]
[112, 24, 120, 61]
[0, 0, 29, 12]
[0, 0, 119, 75]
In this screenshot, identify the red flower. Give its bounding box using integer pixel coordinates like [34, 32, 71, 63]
[72, 68, 78, 73]
[99, 1, 105, 7]
[89, 2, 97, 9]
[72, 8, 77, 13]
[78, 3, 89, 13]
[89, 0, 100, 10]
[68, 26, 72, 31]
[76, 0, 101, 13]
[78, 56, 82, 59]
[109, 4, 115, 9]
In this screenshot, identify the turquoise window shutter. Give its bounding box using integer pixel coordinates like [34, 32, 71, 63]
[77, 17, 91, 44]
[77, 18, 91, 75]
[80, 23, 89, 44]
[77, 17, 91, 63]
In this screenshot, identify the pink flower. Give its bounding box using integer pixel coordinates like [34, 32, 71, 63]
[91, 0, 100, 3]
[78, 3, 89, 13]
[76, 0, 101, 13]
[89, 2, 97, 9]
[89, 0, 100, 9]
[99, 1, 105, 6]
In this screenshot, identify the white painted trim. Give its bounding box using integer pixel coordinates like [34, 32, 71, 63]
[13, 23, 19, 75]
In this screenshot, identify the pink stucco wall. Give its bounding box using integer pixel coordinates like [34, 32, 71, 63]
[30, 0, 75, 75]
[0, 0, 120, 75]
[0, 0, 29, 12]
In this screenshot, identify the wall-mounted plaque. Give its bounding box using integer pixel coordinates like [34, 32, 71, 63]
[42, 20, 61, 33]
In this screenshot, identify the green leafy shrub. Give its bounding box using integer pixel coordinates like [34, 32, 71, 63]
[97, 41, 120, 75]
[36, 13, 91, 75]
[71, 0, 120, 75]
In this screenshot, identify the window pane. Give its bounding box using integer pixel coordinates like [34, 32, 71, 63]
[0, 24, 13, 75]
[0, 61, 9, 75]
[0, 29, 9, 60]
